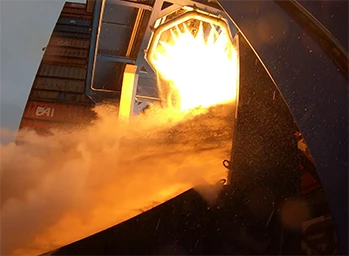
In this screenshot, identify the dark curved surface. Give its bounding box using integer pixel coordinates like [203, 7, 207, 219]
[218, 0, 348, 254]
[297, 0, 348, 52]
[47, 185, 300, 255]
[275, 0, 348, 79]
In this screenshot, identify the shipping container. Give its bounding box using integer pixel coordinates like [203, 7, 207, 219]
[44, 46, 88, 59]
[49, 36, 90, 49]
[42, 55, 87, 66]
[42, 43, 89, 67]
[38, 64, 86, 80]
[19, 118, 90, 136]
[54, 24, 91, 34]
[58, 17, 91, 27]
[19, 118, 58, 135]
[60, 12, 93, 21]
[64, 2, 86, 9]
[33, 77, 85, 93]
[22, 100, 96, 123]
[18, 1, 96, 136]
[53, 31, 91, 39]
[30, 89, 92, 103]
[62, 7, 90, 15]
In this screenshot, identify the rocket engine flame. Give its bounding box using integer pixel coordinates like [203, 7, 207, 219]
[152, 21, 239, 111]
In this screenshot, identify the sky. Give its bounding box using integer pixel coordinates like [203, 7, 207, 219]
[0, 0, 84, 131]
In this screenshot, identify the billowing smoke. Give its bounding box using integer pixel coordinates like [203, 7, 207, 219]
[0, 103, 234, 255]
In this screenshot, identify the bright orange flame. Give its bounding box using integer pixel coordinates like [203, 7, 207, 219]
[153, 21, 239, 111]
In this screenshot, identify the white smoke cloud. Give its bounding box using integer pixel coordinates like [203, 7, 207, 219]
[0, 103, 234, 255]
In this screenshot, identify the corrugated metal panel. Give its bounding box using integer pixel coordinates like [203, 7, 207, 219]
[62, 7, 89, 15]
[58, 17, 91, 27]
[30, 90, 92, 103]
[42, 55, 87, 66]
[61, 13, 93, 21]
[54, 24, 91, 34]
[33, 77, 85, 93]
[19, 118, 57, 135]
[98, 24, 132, 56]
[17, 1, 98, 137]
[53, 31, 91, 39]
[49, 36, 90, 49]
[64, 2, 86, 9]
[19, 118, 89, 135]
[103, 3, 138, 25]
[44, 46, 88, 58]
[22, 100, 95, 123]
[38, 64, 86, 79]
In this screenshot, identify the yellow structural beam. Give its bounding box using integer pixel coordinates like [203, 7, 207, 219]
[119, 64, 138, 122]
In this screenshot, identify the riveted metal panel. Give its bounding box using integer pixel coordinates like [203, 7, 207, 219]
[103, 2, 138, 25]
[22, 100, 95, 123]
[33, 77, 85, 93]
[54, 24, 91, 34]
[98, 24, 132, 56]
[58, 17, 91, 27]
[30, 89, 92, 104]
[38, 64, 86, 80]
[49, 36, 90, 49]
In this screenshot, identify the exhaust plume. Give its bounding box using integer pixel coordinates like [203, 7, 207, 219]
[0, 103, 234, 255]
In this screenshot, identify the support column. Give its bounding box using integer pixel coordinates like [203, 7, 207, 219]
[119, 64, 139, 122]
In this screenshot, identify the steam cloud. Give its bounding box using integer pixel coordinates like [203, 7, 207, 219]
[1, 103, 234, 255]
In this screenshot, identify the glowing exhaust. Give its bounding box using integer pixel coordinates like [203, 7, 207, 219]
[146, 10, 239, 112]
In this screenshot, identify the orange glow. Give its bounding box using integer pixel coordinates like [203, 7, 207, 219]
[1, 104, 232, 255]
[152, 21, 239, 111]
[1, 15, 239, 256]
[119, 64, 138, 121]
